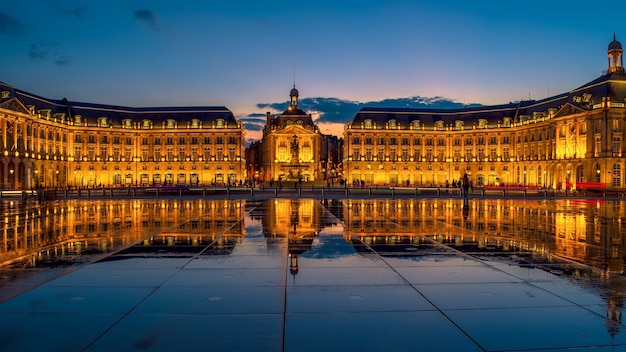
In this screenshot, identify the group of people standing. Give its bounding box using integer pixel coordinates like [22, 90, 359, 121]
[448, 174, 473, 197]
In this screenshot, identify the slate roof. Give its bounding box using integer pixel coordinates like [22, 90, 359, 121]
[350, 71, 626, 127]
[0, 81, 237, 127]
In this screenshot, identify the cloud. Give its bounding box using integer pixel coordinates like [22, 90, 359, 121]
[239, 116, 266, 132]
[256, 96, 482, 124]
[28, 42, 70, 66]
[50, 1, 87, 18]
[0, 11, 25, 36]
[134, 9, 158, 30]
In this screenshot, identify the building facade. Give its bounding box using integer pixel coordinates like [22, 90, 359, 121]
[343, 36, 626, 190]
[0, 84, 246, 190]
[259, 86, 328, 183]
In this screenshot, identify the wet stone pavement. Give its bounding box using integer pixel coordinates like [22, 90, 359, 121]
[0, 198, 625, 351]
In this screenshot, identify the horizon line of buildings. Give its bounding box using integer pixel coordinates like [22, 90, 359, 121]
[1, 35, 626, 190]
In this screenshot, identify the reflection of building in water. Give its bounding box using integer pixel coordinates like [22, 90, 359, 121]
[262, 199, 322, 276]
[342, 198, 626, 339]
[0, 199, 245, 267]
[342, 199, 626, 274]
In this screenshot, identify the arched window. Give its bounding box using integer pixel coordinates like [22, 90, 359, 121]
[166, 119, 176, 129]
[478, 119, 487, 128]
[216, 119, 225, 128]
[435, 121, 444, 130]
[411, 120, 420, 130]
[191, 119, 200, 128]
[123, 119, 132, 129]
[595, 164, 601, 183]
[388, 119, 397, 129]
[142, 120, 151, 129]
[364, 119, 373, 129]
[454, 120, 463, 130]
[502, 118, 511, 127]
[613, 163, 621, 187]
[74, 115, 82, 126]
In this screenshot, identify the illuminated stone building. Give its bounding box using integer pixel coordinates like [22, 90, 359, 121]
[344, 36, 626, 190]
[259, 86, 328, 182]
[0, 83, 246, 189]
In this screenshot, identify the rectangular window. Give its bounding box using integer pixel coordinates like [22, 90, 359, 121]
[154, 147, 161, 161]
[613, 137, 621, 157]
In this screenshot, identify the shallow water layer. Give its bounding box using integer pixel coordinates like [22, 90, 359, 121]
[0, 198, 625, 351]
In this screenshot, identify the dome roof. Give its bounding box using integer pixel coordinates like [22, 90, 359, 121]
[290, 87, 299, 97]
[609, 34, 622, 51]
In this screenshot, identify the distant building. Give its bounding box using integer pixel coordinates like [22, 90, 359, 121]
[343, 35, 626, 189]
[0, 84, 246, 189]
[258, 86, 340, 183]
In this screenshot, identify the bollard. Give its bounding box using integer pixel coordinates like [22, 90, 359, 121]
[544, 190, 547, 198]
[482, 189, 485, 197]
[415, 187, 418, 196]
[88, 189, 91, 197]
[110, 189, 113, 197]
[369, 188, 372, 196]
[437, 188, 440, 196]
[392, 188, 395, 197]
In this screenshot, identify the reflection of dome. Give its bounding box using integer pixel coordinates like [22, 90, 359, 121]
[290, 87, 299, 97]
[609, 35, 622, 51]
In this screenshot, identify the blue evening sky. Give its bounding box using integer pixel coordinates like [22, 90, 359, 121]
[0, 0, 624, 139]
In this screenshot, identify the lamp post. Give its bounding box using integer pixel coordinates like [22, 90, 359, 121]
[9, 169, 14, 189]
[34, 169, 38, 189]
[55, 170, 59, 188]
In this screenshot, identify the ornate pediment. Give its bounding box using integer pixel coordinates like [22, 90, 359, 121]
[0, 97, 31, 115]
[276, 125, 311, 135]
[553, 102, 585, 118]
